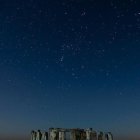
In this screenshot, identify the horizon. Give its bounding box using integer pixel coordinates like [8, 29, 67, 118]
[0, 0, 140, 139]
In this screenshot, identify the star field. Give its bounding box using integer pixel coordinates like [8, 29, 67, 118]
[0, 0, 140, 139]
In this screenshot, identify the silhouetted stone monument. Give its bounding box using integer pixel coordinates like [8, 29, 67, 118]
[31, 128, 113, 140]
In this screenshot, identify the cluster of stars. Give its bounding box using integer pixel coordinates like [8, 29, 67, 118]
[0, 0, 139, 100]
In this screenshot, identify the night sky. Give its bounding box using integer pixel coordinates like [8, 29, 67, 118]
[0, 0, 140, 140]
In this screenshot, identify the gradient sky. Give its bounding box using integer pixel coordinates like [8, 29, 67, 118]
[0, 0, 140, 139]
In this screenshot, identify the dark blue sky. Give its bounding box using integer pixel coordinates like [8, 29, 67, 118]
[0, 0, 140, 139]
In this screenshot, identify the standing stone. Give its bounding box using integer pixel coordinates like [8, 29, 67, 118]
[42, 132, 48, 140]
[59, 131, 65, 140]
[80, 130, 86, 140]
[31, 131, 35, 140]
[106, 133, 113, 140]
[91, 131, 97, 140]
[71, 129, 76, 140]
[98, 132, 103, 140]
[102, 133, 106, 140]
[76, 130, 81, 140]
[105, 134, 108, 140]
[86, 128, 92, 140]
[71, 129, 81, 140]
[50, 129, 58, 140]
[36, 130, 42, 140]
[33, 131, 37, 140]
